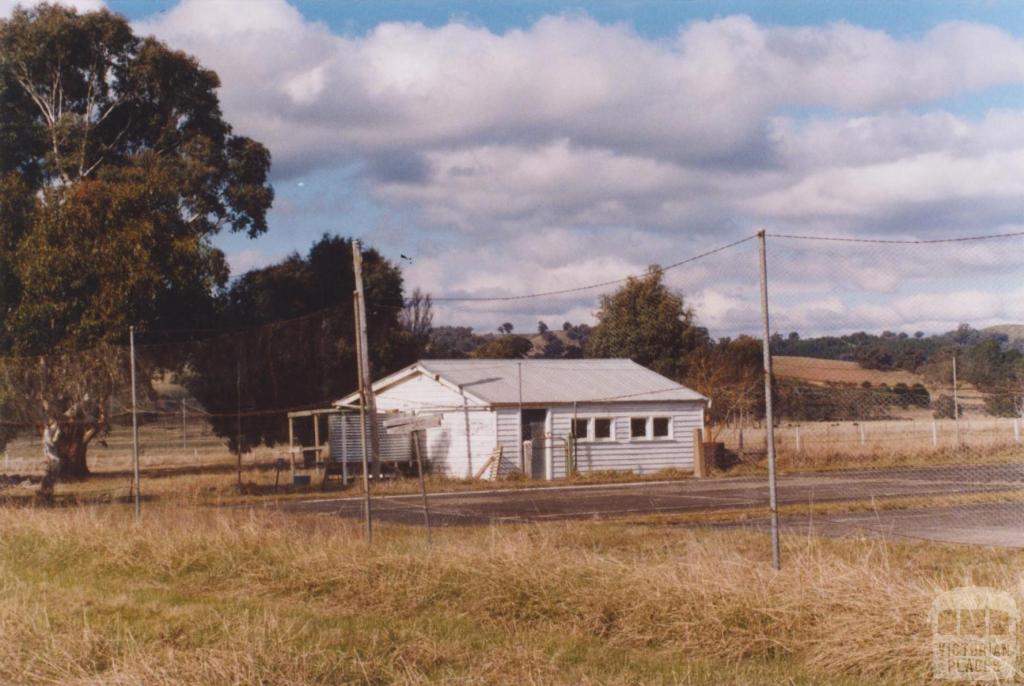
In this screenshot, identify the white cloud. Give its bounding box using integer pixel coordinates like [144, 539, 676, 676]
[227, 249, 281, 275]
[125, 2, 1024, 334]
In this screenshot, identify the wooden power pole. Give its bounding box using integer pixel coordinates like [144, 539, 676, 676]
[352, 240, 382, 480]
[757, 229, 781, 571]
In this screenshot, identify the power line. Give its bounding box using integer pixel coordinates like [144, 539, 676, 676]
[766, 229, 1024, 245]
[412, 234, 759, 303]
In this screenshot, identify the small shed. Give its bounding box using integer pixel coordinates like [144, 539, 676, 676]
[335, 359, 707, 480]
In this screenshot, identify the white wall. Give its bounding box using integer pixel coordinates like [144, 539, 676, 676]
[550, 401, 704, 478]
[372, 372, 473, 413]
[371, 371, 705, 480]
[425, 407, 497, 479]
[495, 408, 522, 476]
[373, 371, 497, 478]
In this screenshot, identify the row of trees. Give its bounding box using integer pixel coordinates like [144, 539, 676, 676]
[6, 5, 1024, 493]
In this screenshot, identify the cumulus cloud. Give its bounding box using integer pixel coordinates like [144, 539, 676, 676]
[39, 0, 1024, 334]
[139, 5, 1024, 176]
[226, 249, 282, 276]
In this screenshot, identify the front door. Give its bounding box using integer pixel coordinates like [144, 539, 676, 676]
[529, 421, 546, 480]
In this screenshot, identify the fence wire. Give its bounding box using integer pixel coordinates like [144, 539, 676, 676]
[0, 231, 1022, 549]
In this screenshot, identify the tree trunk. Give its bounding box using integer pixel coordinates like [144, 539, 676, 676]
[38, 422, 92, 501]
[57, 434, 90, 480]
[39, 419, 92, 491]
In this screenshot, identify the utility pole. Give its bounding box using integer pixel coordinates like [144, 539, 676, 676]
[952, 354, 961, 448]
[129, 326, 141, 519]
[412, 430, 431, 544]
[352, 240, 382, 480]
[757, 229, 781, 571]
[236, 354, 242, 485]
[354, 291, 373, 543]
[517, 361, 524, 472]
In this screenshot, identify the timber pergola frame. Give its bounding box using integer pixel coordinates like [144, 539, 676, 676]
[286, 407, 342, 477]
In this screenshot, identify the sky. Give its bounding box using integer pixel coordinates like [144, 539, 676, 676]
[4, 0, 1024, 337]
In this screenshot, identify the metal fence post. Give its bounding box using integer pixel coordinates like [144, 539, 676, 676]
[182, 398, 186, 452]
[757, 229, 781, 571]
[952, 355, 961, 448]
[129, 326, 141, 519]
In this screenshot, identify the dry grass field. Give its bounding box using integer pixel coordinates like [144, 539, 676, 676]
[718, 417, 1024, 468]
[0, 502, 1019, 685]
[1, 402, 1022, 683]
[773, 356, 924, 388]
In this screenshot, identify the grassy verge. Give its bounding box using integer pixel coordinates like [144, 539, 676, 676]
[0, 465, 699, 507]
[0, 503, 1017, 684]
[731, 443, 1024, 475]
[620, 488, 1024, 527]
[1, 440, 1020, 509]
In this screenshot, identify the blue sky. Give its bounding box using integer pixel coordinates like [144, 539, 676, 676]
[108, 1, 1024, 40]
[7, 0, 1024, 335]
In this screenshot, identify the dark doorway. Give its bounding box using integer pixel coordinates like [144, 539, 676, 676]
[521, 409, 548, 479]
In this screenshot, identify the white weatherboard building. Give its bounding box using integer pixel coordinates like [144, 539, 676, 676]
[336, 359, 707, 480]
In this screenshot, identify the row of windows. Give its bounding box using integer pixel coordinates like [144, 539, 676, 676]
[570, 416, 673, 441]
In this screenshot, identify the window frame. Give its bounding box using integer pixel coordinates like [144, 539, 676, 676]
[651, 416, 673, 440]
[628, 415, 675, 441]
[573, 415, 617, 442]
[592, 417, 615, 442]
[629, 416, 649, 440]
[570, 417, 591, 441]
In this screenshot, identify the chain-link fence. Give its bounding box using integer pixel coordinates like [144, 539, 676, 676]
[2, 231, 1023, 553]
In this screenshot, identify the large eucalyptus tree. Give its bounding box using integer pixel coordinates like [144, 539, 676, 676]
[0, 4, 273, 490]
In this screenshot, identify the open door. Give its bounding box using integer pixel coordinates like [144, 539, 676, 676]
[521, 409, 549, 480]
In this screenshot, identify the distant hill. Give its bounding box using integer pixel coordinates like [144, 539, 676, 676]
[526, 330, 582, 358]
[982, 324, 1024, 349]
[774, 356, 925, 388]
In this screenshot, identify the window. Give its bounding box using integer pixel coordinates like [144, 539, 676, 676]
[594, 418, 613, 440]
[652, 417, 670, 438]
[572, 417, 613, 441]
[628, 416, 672, 441]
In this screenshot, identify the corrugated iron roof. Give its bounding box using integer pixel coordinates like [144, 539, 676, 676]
[413, 358, 706, 405]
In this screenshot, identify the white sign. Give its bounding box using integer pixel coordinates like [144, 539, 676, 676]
[931, 586, 1018, 681]
[383, 414, 442, 434]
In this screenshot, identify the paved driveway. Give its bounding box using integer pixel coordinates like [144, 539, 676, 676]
[278, 463, 1024, 539]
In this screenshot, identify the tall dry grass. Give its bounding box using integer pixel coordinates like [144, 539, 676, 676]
[0, 503, 1017, 684]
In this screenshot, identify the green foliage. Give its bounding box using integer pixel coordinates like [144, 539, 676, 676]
[472, 335, 533, 359]
[0, 4, 272, 476]
[179, 235, 418, 450]
[0, 3, 273, 356]
[586, 267, 706, 378]
[685, 335, 764, 426]
[982, 393, 1022, 418]
[541, 333, 565, 358]
[775, 381, 896, 422]
[932, 395, 962, 419]
[426, 326, 487, 359]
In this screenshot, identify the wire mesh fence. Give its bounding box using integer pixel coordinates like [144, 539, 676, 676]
[0, 230, 1023, 551]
